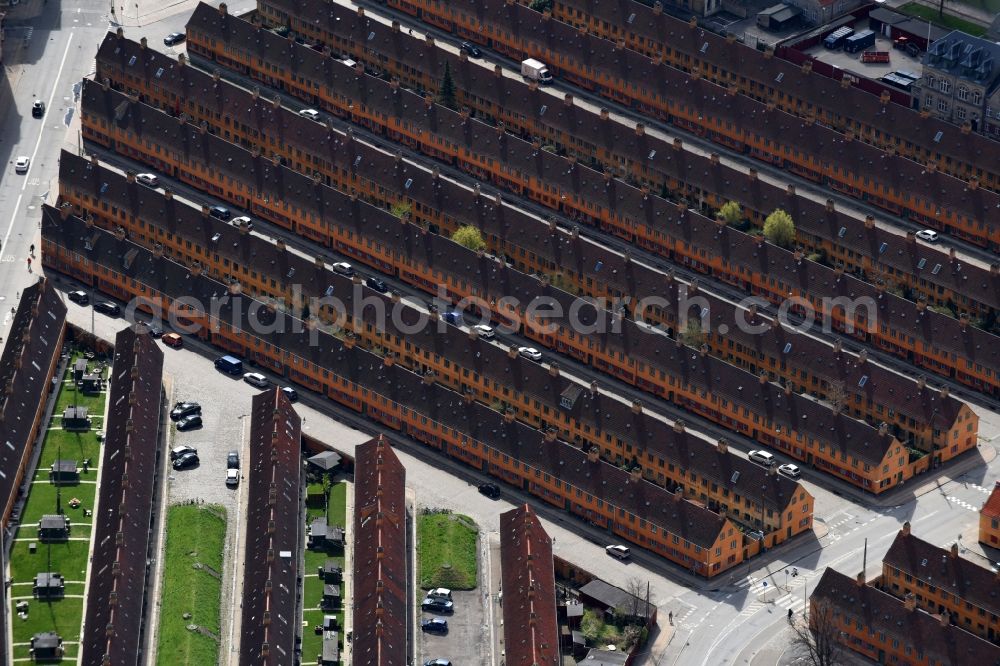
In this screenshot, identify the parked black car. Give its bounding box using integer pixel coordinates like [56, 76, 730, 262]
[365, 277, 389, 293]
[227, 451, 240, 469]
[172, 452, 199, 469]
[170, 402, 202, 421]
[67, 290, 89, 305]
[94, 301, 121, 316]
[421, 618, 449, 633]
[460, 41, 482, 57]
[163, 32, 186, 46]
[478, 483, 500, 499]
[421, 598, 454, 613]
[32, 101, 45, 118]
[176, 415, 203, 431]
[209, 205, 231, 221]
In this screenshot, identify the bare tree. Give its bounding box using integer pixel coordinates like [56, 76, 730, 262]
[827, 380, 849, 413]
[790, 599, 844, 666]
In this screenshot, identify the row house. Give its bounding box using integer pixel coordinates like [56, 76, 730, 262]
[257, 0, 1000, 249]
[80, 327, 163, 666]
[353, 435, 406, 666]
[57, 155, 816, 541]
[0, 279, 66, 530]
[71, 86, 978, 457]
[40, 210, 750, 577]
[61, 107, 977, 472]
[241, 387, 302, 665]
[880, 522, 1000, 643]
[500, 504, 560, 666]
[812, 568, 1000, 665]
[70, 92, 980, 480]
[414, 0, 1000, 191]
[981, 482, 1000, 548]
[248, 0, 1000, 318]
[59, 137, 922, 495]
[88, 39, 1000, 399]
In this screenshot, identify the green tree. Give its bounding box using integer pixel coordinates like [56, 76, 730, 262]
[717, 201, 742, 224]
[764, 209, 796, 248]
[438, 61, 457, 110]
[679, 318, 705, 347]
[529, 0, 554, 11]
[390, 201, 412, 218]
[451, 225, 486, 251]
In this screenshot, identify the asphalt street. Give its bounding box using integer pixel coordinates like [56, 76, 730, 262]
[3, 1, 1000, 665]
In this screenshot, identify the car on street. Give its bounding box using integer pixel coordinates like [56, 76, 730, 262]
[176, 415, 203, 431]
[281, 386, 299, 402]
[227, 451, 240, 469]
[243, 372, 270, 388]
[163, 32, 186, 46]
[332, 261, 354, 276]
[299, 108, 321, 121]
[136, 173, 159, 187]
[778, 463, 802, 479]
[424, 660, 452, 666]
[146, 324, 163, 338]
[421, 618, 449, 633]
[14, 156, 29, 173]
[67, 290, 89, 305]
[94, 301, 121, 316]
[915, 229, 939, 242]
[171, 402, 202, 421]
[31, 101, 45, 118]
[421, 598, 454, 613]
[232, 215, 254, 230]
[605, 544, 631, 560]
[209, 205, 231, 221]
[365, 276, 389, 293]
[478, 482, 500, 499]
[162, 332, 183, 348]
[226, 468, 240, 486]
[172, 452, 199, 470]
[518, 346, 542, 362]
[170, 444, 198, 460]
[748, 450, 776, 466]
[473, 324, 495, 339]
[460, 41, 482, 57]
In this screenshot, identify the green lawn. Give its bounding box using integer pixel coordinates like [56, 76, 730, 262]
[37, 428, 103, 469]
[7, 352, 107, 653]
[417, 512, 479, 590]
[302, 482, 347, 664]
[156, 504, 228, 666]
[898, 2, 987, 35]
[17, 482, 97, 527]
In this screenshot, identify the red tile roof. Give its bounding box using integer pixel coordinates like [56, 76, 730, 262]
[353, 436, 408, 666]
[500, 505, 560, 666]
[983, 482, 1000, 519]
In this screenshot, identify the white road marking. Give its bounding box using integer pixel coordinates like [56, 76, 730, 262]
[2, 32, 76, 253]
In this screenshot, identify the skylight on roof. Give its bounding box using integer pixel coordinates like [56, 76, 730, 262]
[128, 55, 136, 66]
[931, 263, 941, 274]
[838, 226, 847, 238]
[155, 68, 164, 78]
[775, 72, 784, 83]
[917, 258, 926, 270]
[858, 375, 868, 387]
[539, 105, 548, 116]
[933, 131, 943, 143]
[367, 31, 375, 41]
[648, 150, 656, 160]
[627, 12, 636, 24]
[783, 343, 792, 354]
[879, 242, 888, 254]
[404, 178, 413, 189]
[700, 42, 709, 54]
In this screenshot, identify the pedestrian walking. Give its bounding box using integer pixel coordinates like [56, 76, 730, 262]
[26, 256, 32, 272]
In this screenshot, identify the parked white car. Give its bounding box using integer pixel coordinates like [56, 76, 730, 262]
[748, 450, 776, 466]
[243, 372, 270, 388]
[517, 346, 542, 362]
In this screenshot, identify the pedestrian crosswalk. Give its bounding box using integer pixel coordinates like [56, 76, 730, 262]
[734, 575, 809, 617]
[946, 495, 981, 512]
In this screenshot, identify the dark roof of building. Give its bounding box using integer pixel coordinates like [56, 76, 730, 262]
[43, 208, 740, 551]
[0, 279, 66, 525]
[62, 406, 88, 419]
[56, 151, 807, 511]
[582, 648, 629, 666]
[81, 325, 163, 666]
[578, 579, 655, 618]
[882, 528, 1000, 616]
[34, 573, 64, 587]
[925, 30, 1000, 88]
[90, 37, 1000, 368]
[63, 112, 903, 473]
[32, 632, 62, 649]
[500, 505, 560, 666]
[353, 436, 407, 666]
[500, 0, 1000, 178]
[50, 460, 77, 473]
[39, 515, 69, 529]
[240, 388, 301, 666]
[812, 568, 1000, 665]
[253, 1, 1000, 315]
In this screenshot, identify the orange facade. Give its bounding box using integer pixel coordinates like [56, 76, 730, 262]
[980, 482, 1000, 548]
[375, 0, 999, 250]
[174, 22, 1000, 398]
[41, 220, 750, 577]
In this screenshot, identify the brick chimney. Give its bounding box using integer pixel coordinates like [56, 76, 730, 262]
[901, 521, 911, 537]
[904, 593, 916, 611]
[717, 438, 728, 453]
